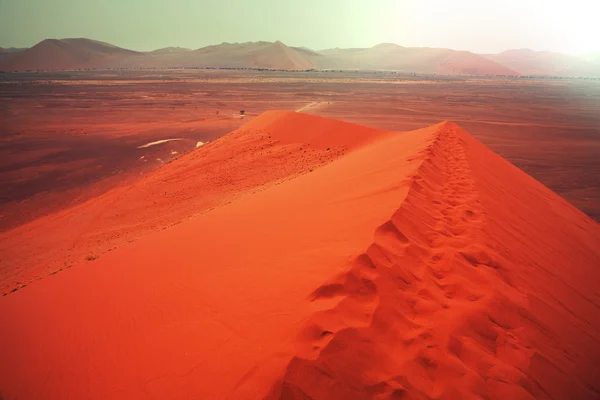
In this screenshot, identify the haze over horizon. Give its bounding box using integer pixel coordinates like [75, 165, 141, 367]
[1, 0, 598, 55]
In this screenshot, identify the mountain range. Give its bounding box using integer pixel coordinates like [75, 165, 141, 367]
[482, 49, 600, 77]
[1, 38, 598, 77]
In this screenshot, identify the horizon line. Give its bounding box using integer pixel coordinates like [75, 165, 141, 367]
[2, 37, 598, 57]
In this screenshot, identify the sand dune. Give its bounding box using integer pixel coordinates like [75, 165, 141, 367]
[319, 43, 520, 76]
[115, 41, 319, 70]
[0, 38, 140, 71]
[3, 38, 599, 76]
[483, 49, 600, 77]
[6, 38, 599, 76]
[148, 47, 193, 54]
[1, 112, 599, 399]
[0, 111, 383, 294]
[0, 39, 512, 74]
[180, 41, 318, 70]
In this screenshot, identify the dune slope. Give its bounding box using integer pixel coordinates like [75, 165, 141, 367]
[267, 122, 600, 400]
[0, 114, 599, 400]
[123, 41, 319, 70]
[0, 38, 140, 71]
[186, 41, 318, 70]
[319, 44, 520, 76]
[0, 111, 385, 294]
[483, 49, 600, 77]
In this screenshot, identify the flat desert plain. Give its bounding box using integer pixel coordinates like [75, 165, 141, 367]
[0, 70, 599, 400]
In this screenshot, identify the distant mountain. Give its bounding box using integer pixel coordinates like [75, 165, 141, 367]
[318, 43, 520, 76]
[483, 49, 600, 77]
[291, 46, 323, 59]
[137, 47, 194, 66]
[0, 47, 26, 62]
[181, 41, 318, 70]
[0, 47, 26, 53]
[0, 39, 319, 71]
[3, 38, 598, 77]
[148, 47, 193, 54]
[294, 46, 317, 53]
[0, 38, 140, 71]
[115, 41, 319, 70]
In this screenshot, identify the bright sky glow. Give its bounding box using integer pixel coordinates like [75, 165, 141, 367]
[0, 0, 598, 54]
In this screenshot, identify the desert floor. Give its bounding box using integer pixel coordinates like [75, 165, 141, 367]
[2, 70, 599, 296]
[1, 71, 599, 399]
[2, 70, 598, 231]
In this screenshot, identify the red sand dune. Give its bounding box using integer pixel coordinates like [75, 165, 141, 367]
[319, 44, 520, 76]
[1, 39, 519, 75]
[5, 38, 600, 76]
[148, 47, 193, 54]
[483, 49, 600, 77]
[1, 112, 599, 399]
[2, 39, 318, 71]
[0, 112, 383, 294]
[0, 38, 140, 71]
[164, 41, 318, 70]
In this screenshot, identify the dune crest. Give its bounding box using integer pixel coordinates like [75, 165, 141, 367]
[263, 122, 600, 399]
[0, 113, 598, 399]
[0, 111, 385, 294]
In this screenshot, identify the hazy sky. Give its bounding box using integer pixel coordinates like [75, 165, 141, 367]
[0, 0, 598, 54]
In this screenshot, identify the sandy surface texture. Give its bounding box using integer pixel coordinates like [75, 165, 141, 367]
[0, 111, 598, 399]
[2, 71, 598, 229]
[2, 71, 599, 297]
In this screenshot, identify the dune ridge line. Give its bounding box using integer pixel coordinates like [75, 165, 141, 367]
[0, 113, 598, 400]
